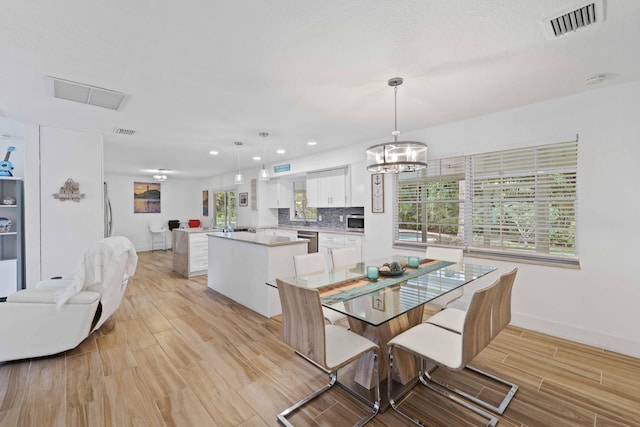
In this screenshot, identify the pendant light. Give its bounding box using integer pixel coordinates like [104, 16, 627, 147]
[234, 141, 244, 185]
[258, 132, 270, 181]
[366, 77, 428, 173]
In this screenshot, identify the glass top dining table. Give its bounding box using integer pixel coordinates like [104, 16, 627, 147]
[267, 255, 496, 327]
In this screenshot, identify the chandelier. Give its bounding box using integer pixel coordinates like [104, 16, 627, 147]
[366, 77, 428, 173]
[153, 169, 169, 182]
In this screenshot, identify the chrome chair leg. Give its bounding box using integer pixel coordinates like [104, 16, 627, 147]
[388, 345, 498, 427]
[278, 351, 381, 427]
[420, 363, 518, 415]
[277, 372, 337, 427]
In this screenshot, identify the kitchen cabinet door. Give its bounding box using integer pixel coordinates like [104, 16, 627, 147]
[306, 168, 347, 207]
[306, 172, 320, 207]
[267, 178, 292, 208]
[344, 234, 363, 261]
[318, 232, 345, 266]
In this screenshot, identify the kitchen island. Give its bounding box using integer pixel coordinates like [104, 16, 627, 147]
[207, 231, 308, 317]
[172, 228, 222, 278]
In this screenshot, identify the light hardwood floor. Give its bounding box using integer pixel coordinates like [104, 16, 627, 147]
[1, 250, 639, 426]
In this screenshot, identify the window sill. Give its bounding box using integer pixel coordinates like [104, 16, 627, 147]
[392, 243, 580, 269]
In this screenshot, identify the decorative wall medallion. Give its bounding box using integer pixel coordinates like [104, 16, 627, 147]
[251, 179, 257, 210]
[53, 178, 85, 202]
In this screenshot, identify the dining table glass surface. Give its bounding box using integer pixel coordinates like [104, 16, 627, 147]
[267, 255, 496, 327]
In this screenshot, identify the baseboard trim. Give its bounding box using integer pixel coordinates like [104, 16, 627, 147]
[511, 312, 640, 359]
[449, 298, 639, 359]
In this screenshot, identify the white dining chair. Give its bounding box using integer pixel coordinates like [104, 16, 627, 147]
[331, 247, 360, 269]
[424, 246, 464, 311]
[387, 269, 519, 426]
[276, 278, 380, 426]
[293, 253, 348, 326]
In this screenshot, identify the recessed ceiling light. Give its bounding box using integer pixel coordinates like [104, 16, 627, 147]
[307, 141, 317, 146]
[253, 156, 261, 161]
[276, 149, 286, 154]
[209, 150, 219, 155]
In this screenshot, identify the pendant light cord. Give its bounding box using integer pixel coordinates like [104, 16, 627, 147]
[394, 85, 398, 143]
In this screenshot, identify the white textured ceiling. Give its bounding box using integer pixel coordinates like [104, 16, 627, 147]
[1, 0, 639, 178]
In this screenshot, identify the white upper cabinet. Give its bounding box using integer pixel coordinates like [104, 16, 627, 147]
[267, 178, 292, 209]
[307, 168, 347, 207]
[350, 161, 366, 207]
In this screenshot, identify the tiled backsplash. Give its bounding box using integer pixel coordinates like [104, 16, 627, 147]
[278, 207, 364, 230]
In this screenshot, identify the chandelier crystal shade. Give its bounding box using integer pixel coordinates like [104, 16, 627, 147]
[366, 77, 428, 173]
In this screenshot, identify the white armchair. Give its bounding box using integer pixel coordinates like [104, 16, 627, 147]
[0, 236, 137, 363]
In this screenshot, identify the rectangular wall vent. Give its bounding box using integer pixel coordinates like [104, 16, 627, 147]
[544, 0, 605, 38]
[45, 76, 127, 111]
[113, 128, 136, 136]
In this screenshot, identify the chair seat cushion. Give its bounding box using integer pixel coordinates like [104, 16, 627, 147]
[426, 307, 466, 333]
[325, 325, 378, 370]
[323, 305, 347, 325]
[388, 323, 463, 369]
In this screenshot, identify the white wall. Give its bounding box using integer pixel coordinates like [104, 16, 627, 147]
[364, 80, 640, 357]
[211, 80, 640, 357]
[105, 174, 205, 251]
[37, 126, 104, 281]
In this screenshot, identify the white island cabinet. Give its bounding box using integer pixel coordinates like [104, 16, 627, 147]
[207, 232, 308, 317]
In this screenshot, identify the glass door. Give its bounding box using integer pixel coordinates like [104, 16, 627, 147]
[214, 190, 237, 229]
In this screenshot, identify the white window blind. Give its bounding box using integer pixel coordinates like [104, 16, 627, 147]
[469, 141, 578, 260]
[394, 140, 579, 265]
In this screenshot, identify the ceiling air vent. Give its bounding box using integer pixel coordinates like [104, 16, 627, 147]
[45, 76, 127, 111]
[113, 128, 136, 136]
[543, 0, 605, 39]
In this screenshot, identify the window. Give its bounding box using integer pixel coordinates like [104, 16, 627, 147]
[396, 156, 466, 246]
[469, 141, 578, 259]
[292, 179, 316, 221]
[214, 190, 237, 228]
[394, 140, 578, 264]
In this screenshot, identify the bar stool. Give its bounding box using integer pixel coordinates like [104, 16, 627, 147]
[148, 221, 167, 251]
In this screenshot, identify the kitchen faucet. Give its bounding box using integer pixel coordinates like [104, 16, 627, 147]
[298, 207, 309, 226]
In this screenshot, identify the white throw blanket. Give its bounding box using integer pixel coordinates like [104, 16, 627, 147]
[55, 237, 138, 309]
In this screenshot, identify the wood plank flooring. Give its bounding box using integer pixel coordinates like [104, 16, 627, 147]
[1, 250, 639, 426]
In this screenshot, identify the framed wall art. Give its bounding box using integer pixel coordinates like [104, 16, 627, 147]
[134, 182, 161, 213]
[239, 192, 248, 207]
[371, 173, 384, 213]
[202, 190, 209, 216]
[251, 179, 257, 210]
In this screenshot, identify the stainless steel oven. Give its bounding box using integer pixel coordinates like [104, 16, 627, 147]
[346, 214, 365, 232]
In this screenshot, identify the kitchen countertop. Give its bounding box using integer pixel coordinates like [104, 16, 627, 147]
[173, 227, 221, 234]
[258, 225, 365, 236]
[207, 231, 309, 247]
